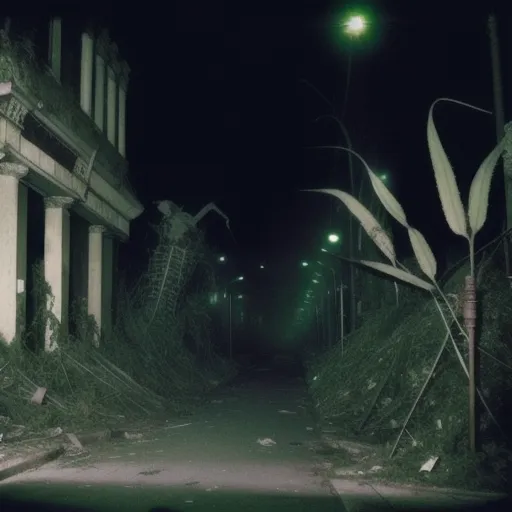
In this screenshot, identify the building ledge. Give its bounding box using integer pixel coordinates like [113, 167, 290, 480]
[0, 34, 142, 217]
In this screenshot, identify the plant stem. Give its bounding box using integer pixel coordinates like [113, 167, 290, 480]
[469, 236, 475, 278]
[390, 331, 450, 458]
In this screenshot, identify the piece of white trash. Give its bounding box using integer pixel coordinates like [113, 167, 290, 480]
[420, 456, 439, 472]
[257, 438, 276, 446]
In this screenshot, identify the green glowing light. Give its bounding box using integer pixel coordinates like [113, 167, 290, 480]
[344, 15, 367, 36]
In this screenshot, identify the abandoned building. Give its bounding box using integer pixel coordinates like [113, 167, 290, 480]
[0, 17, 143, 349]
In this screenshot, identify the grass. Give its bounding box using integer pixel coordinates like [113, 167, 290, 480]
[306, 256, 512, 492]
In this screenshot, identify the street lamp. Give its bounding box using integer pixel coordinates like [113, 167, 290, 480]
[343, 15, 367, 37]
[218, 255, 226, 263]
[327, 232, 341, 244]
[301, 261, 309, 267]
[226, 275, 244, 359]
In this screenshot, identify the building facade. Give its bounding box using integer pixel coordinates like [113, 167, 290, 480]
[0, 17, 143, 349]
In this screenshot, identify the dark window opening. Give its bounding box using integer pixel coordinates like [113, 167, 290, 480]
[22, 113, 77, 171]
[60, 17, 84, 102]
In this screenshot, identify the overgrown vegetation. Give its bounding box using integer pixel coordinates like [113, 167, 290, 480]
[304, 99, 512, 491]
[308, 252, 512, 490]
[0, 205, 236, 438]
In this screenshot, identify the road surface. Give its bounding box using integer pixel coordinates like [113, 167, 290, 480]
[1, 357, 347, 511]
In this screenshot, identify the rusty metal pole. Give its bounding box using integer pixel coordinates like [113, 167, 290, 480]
[463, 276, 477, 453]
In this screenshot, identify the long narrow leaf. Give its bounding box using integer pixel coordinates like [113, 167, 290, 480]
[305, 188, 396, 264]
[408, 228, 437, 281]
[468, 137, 506, 237]
[427, 99, 468, 238]
[359, 260, 435, 291]
[314, 146, 408, 227]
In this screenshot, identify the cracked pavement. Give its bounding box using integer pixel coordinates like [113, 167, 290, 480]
[0, 359, 347, 511]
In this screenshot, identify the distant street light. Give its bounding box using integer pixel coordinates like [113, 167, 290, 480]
[301, 261, 309, 267]
[260, 264, 265, 269]
[327, 233, 341, 244]
[218, 255, 226, 263]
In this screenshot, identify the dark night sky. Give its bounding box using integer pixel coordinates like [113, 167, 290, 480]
[102, 0, 510, 288]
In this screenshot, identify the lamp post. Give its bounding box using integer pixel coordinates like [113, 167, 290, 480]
[226, 275, 243, 360]
[312, 113, 357, 334]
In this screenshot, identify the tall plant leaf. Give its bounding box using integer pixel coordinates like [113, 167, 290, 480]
[359, 260, 435, 291]
[408, 228, 437, 281]
[427, 99, 468, 238]
[305, 188, 396, 264]
[468, 137, 506, 238]
[315, 146, 408, 227]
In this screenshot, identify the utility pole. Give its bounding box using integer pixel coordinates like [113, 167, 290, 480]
[488, 13, 511, 277]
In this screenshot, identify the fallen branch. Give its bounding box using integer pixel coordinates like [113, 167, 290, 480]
[390, 331, 449, 458]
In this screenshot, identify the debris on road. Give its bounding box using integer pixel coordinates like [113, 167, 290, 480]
[65, 433, 84, 450]
[123, 432, 143, 440]
[30, 387, 47, 405]
[45, 427, 63, 438]
[163, 422, 192, 430]
[420, 456, 439, 472]
[257, 437, 276, 446]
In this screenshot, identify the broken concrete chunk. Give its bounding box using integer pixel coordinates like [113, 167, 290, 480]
[31, 387, 47, 405]
[66, 433, 84, 450]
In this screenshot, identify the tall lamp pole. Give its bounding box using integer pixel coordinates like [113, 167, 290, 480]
[488, 13, 511, 278]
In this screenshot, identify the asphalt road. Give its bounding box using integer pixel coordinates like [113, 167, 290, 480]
[0, 358, 347, 511]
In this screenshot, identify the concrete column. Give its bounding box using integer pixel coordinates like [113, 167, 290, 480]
[17, 183, 28, 336]
[117, 85, 126, 157]
[48, 18, 62, 81]
[88, 225, 105, 346]
[44, 196, 73, 352]
[94, 53, 106, 130]
[80, 31, 94, 116]
[106, 66, 117, 146]
[0, 162, 29, 344]
[102, 235, 114, 336]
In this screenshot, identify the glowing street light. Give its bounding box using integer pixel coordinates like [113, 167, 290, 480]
[343, 14, 367, 37]
[327, 233, 341, 244]
[218, 255, 226, 263]
[260, 264, 265, 269]
[301, 261, 309, 267]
